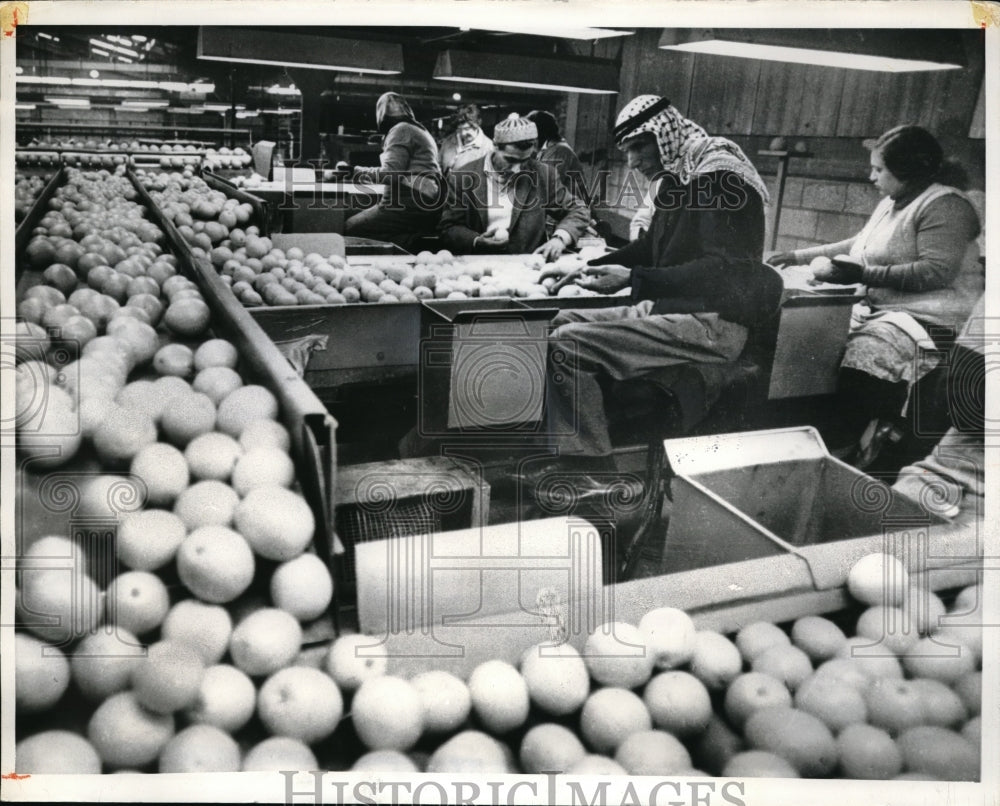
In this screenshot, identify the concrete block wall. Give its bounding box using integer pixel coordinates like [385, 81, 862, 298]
[766, 175, 882, 253]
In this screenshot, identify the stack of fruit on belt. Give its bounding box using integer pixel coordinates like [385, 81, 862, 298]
[15, 172, 54, 223]
[14, 149, 62, 168]
[14, 167, 335, 774]
[14, 490, 982, 783]
[201, 147, 253, 172]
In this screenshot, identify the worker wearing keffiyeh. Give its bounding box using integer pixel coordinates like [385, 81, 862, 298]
[520, 95, 778, 491]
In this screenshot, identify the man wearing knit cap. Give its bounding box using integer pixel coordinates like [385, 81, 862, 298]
[438, 113, 590, 259]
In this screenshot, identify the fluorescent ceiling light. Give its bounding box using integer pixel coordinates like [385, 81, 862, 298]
[267, 84, 301, 96]
[99, 78, 160, 89]
[37, 32, 58, 42]
[236, 110, 260, 119]
[658, 29, 965, 73]
[198, 27, 403, 74]
[15, 103, 36, 110]
[71, 77, 103, 87]
[90, 38, 139, 59]
[131, 35, 147, 43]
[434, 50, 618, 94]
[190, 82, 215, 93]
[17, 75, 73, 85]
[473, 25, 633, 40]
[663, 40, 962, 72]
[92, 47, 111, 57]
[45, 97, 90, 107]
[123, 99, 169, 107]
[158, 81, 191, 92]
[262, 108, 298, 115]
[120, 106, 149, 113]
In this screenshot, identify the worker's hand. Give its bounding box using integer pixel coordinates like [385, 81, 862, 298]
[533, 237, 568, 263]
[473, 231, 509, 250]
[829, 255, 865, 282]
[766, 251, 797, 268]
[539, 262, 581, 282]
[576, 264, 631, 294]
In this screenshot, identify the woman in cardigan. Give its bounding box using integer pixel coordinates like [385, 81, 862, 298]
[521, 95, 774, 487]
[344, 92, 443, 251]
[770, 125, 982, 465]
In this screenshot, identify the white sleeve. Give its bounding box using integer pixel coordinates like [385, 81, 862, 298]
[629, 178, 657, 241]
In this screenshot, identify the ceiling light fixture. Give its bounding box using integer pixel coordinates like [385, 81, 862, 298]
[473, 25, 633, 40]
[434, 50, 618, 94]
[122, 99, 169, 108]
[16, 75, 73, 85]
[658, 29, 965, 73]
[197, 27, 403, 75]
[15, 103, 36, 111]
[189, 81, 215, 93]
[45, 97, 91, 107]
[89, 38, 139, 59]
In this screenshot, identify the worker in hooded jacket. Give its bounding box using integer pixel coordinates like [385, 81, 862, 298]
[345, 92, 444, 251]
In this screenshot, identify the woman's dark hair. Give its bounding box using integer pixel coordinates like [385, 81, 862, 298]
[526, 110, 560, 144]
[874, 124, 968, 189]
[454, 104, 482, 127]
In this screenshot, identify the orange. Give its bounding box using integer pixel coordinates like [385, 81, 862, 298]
[184, 432, 243, 481]
[743, 705, 838, 777]
[909, 677, 967, 728]
[160, 391, 217, 447]
[176, 525, 256, 604]
[519, 641, 590, 716]
[855, 605, 921, 656]
[231, 447, 295, 496]
[185, 664, 257, 733]
[71, 627, 145, 701]
[242, 737, 318, 772]
[896, 725, 979, 781]
[723, 671, 792, 729]
[352, 675, 424, 751]
[468, 659, 530, 735]
[582, 621, 654, 689]
[153, 342, 195, 378]
[565, 755, 627, 775]
[15, 633, 71, 712]
[735, 621, 790, 663]
[847, 552, 908, 607]
[519, 723, 586, 773]
[324, 633, 388, 691]
[638, 606, 697, 670]
[411, 669, 471, 734]
[106, 570, 170, 636]
[192, 366, 243, 406]
[93, 405, 158, 466]
[230, 608, 303, 677]
[836, 722, 903, 779]
[793, 671, 868, 732]
[161, 600, 233, 665]
[116, 509, 187, 571]
[163, 297, 211, 338]
[615, 729, 692, 776]
[174, 480, 240, 530]
[579, 687, 651, 754]
[216, 384, 279, 438]
[193, 338, 239, 371]
[159, 724, 241, 772]
[863, 677, 925, 735]
[952, 671, 981, 716]
[902, 636, 977, 683]
[834, 636, 904, 679]
[692, 714, 745, 776]
[105, 317, 158, 365]
[132, 640, 206, 714]
[643, 670, 712, 736]
[270, 552, 334, 622]
[351, 750, 419, 774]
[722, 750, 800, 778]
[234, 486, 314, 561]
[790, 615, 847, 662]
[257, 666, 344, 743]
[239, 419, 291, 453]
[16, 730, 102, 774]
[78, 473, 144, 519]
[129, 442, 189, 506]
[688, 630, 743, 691]
[750, 643, 814, 692]
[427, 730, 511, 774]
[87, 690, 176, 769]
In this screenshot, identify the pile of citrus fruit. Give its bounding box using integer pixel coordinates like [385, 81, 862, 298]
[15, 172, 54, 222]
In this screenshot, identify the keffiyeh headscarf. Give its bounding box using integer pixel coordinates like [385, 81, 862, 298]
[375, 92, 427, 135]
[614, 95, 770, 204]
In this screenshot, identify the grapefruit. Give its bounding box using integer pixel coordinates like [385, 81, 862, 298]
[790, 615, 847, 662]
[468, 659, 530, 735]
[582, 621, 654, 689]
[16, 730, 102, 774]
[896, 725, 979, 781]
[519, 641, 590, 716]
[519, 723, 586, 773]
[324, 633, 388, 691]
[847, 552, 908, 607]
[173, 480, 240, 530]
[159, 724, 241, 772]
[638, 606, 697, 670]
[116, 509, 187, 571]
[87, 691, 175, 769]
[14, 633, 71, 711]
[743, 705, 838, 777]
[216, 384, 279, 437]
[269, 552, 334, 622]
[750, 643, 814, 691]
[106, 570, 170, 636]
[231, 447, 295, 496]
[161, 600, 232, 665]
[735, 621, 791, 663]
[615, 729, 692, 776]
[184, 432, 243, 481]
[129, 442, 189, 506]
[176, 525, 255, 603]
[186, 664, 257, 733]
[579, 687, 651, 754]
[793, 671, 868, 732]
[351, 750, 419, 774]
[723, 672, 792, 729]
[643, 670, 713, 736]
[426, 731, 511, 774]
[836, 722, 903, 779]
[160, 392, 217, 446]
[229, 608, 303, 677]
[411, 669, 472, 734]
[863, 677, 925, 735]
[131, 640, 206, 714]
[242, 737, 318, 772]
[71, 627, 145, 701]
[688, 630, 744, 691]
[234, 486, 314, 561]
[722, 750, 800, 778]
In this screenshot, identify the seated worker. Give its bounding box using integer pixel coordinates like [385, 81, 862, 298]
[521, 95, 773, 488]
[526, 110, 591, 203]
[769, 125, 982, 468]
[438, 104, 494, 174]
[438, 113, 591, 261]
[344, 92, 443, 252]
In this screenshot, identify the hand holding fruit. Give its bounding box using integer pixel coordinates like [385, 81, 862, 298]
[474, 226, 510, 250]
[576, 264, 631, 294]
[811, 254, 863, 284]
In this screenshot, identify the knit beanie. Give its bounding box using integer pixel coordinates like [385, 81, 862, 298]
[493, 113, 538, 145]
